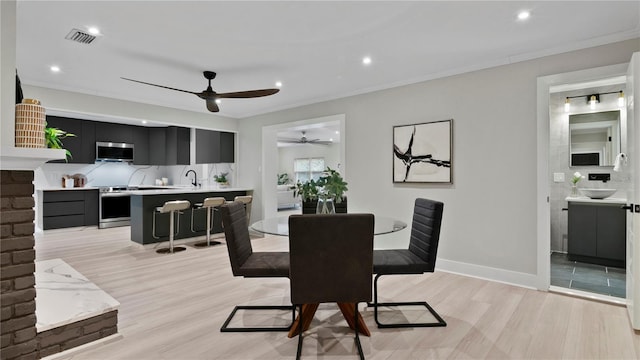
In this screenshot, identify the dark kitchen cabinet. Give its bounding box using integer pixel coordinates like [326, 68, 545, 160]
[165, 126, 190, 165]
[81, 120, 96, 163]
[95, 122, 134, 144]
[568, 202, 626, 267]
[43, 189, 99, 229]
[45, 116, 84, 163]
[220, 131, 235, 163]
[149, 127, 167, 165]
[133, 126, 150, 165]
[195, 129, 234, 164]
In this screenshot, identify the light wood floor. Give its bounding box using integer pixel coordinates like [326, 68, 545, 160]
[35, 226, 640, 359]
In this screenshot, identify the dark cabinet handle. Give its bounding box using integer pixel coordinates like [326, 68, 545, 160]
[561, 208, 568, 211]
[621, 204, 633, 212]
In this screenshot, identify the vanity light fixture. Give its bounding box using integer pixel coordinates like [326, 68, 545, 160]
[564, 91, 622, 111]
[618, 91, 625, 107]
[589, 94, 599, 109]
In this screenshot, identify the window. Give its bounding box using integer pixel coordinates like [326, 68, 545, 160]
[294, 158, 325, 183]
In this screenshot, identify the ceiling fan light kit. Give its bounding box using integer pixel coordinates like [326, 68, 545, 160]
[121, 71, 279, 113]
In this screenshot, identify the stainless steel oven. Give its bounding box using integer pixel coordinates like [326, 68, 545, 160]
[99, 187, 131, 228]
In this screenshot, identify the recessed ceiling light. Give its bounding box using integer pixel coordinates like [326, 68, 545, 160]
[142, 120, 147, 124]
[50, 65, 60, 73]
[87, 27, 100, 35]
[215, 99, 221, 104]
[329, 138, 333, 142]
[335, 131, 339, 134]
[362, 56, 372, 65]
[275, 81, 282, 88]
[517, 11, 530, 20]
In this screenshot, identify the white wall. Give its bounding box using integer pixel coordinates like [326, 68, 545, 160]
[238, 39, 640, 287]
[278, 143, 340, 182]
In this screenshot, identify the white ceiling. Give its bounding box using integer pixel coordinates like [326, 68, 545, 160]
[15, 1, 640, 122]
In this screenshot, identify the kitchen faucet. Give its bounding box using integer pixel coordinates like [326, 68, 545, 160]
[185, 170, 198, 187]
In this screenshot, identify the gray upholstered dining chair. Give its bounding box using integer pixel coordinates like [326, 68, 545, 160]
[289, 213, 374, 360]
[370, 198, 446, 328]
[219, 201, 295, 332]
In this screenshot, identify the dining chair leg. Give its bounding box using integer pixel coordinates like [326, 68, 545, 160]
[296, 305, 304, 360]
[370, 274, 446, 328]
[354, 303, 365, 360]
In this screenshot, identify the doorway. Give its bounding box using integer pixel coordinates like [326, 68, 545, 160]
[261, 114, 346, 220]
[536, 63, 630, 304]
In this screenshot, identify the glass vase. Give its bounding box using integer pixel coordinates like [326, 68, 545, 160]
[571, 184, 578, 197]
[316, 197, 336, 214]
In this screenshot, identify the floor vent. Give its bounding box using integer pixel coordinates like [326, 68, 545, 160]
[65, 29, 96, 44]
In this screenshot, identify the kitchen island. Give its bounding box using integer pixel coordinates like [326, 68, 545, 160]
[130, 187, 251, 244]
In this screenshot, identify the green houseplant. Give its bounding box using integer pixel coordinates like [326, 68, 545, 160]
[294, 167, 348, 213]
[44, 122, 75, 161]
[214, 172, 229, 187]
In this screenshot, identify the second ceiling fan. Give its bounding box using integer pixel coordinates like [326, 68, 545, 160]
[121, 71, 279, 113]
[278, 131, 333, 145]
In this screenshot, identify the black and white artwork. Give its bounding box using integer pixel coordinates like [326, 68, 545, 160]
[393, 119, 452, 183]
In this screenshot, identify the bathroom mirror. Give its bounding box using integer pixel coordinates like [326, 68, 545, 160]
[569, 110, 620, 167]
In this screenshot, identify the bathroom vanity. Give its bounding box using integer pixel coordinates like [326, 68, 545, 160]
[566, 196, 626, 268]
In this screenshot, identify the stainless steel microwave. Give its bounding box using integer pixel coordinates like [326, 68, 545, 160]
[96, 142, 134, 162]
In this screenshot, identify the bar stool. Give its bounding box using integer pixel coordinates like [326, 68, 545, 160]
[234, 195, 253, 226]
[153, 200, 191, 254]
[191, 197, 226, 247]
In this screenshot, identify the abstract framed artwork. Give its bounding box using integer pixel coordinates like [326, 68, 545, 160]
[393, 119, 452, 183]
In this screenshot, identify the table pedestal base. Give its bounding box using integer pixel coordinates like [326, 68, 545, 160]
[287, 302, 370, 338]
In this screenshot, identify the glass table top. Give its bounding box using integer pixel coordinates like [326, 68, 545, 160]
[251, 215, 407, 236]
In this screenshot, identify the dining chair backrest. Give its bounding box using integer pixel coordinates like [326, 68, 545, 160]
[220, 201, 254, 276]
[288, 214, 374, 305]
[408, 198, 444, 272]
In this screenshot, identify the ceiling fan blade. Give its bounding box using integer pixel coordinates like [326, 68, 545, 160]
[205, 98, 219, 112]
[277, 137, 301, 142]
[121, 77, 197, 95]
[216, 88, 279, 99]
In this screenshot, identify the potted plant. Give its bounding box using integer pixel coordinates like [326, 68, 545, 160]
[44, 122, 75, 161]
[294, 167, 348, 214]
[277, 173, 291, 185]
[214, 172, 229, 188]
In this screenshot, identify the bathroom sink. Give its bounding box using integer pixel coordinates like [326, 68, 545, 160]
[580, 188, 617, 199]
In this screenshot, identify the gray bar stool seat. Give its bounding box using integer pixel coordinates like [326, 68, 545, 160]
[153, 200, 191, 254]
[233, 195, 253, 226]
[191, 197, 226, 247]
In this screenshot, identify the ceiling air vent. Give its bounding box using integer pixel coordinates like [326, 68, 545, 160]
[64, 28, 96, 44]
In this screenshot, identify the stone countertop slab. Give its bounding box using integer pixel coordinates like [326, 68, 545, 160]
[35, 258, 120, 332]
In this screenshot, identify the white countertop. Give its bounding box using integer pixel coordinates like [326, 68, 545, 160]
[35, 258, 120, 332]
[127, 186, 251, 195]
[565, 196, 627, 204]
[37, 185, 251, 194]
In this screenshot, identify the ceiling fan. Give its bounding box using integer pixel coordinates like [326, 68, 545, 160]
[121, 71, 279, 112]
[278, 131, 333, 145]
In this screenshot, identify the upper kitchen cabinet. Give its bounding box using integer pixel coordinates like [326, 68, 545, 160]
[148, 127, 166, 165]
[94, 122, 134, 144]
[133, 126, 150, 165]
[165, 126, 190, 165]
[195, 129, 235, 164]
[46, 116, 94, 164]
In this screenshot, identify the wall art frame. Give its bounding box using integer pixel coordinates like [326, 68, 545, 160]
[393, 119, 452, 183]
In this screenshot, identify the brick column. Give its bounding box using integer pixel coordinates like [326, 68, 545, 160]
[1, 170, 38, 360]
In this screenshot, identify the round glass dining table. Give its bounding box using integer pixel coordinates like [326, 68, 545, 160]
[251, 215, 407, 236]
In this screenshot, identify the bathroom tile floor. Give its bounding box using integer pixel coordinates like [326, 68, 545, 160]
[550, 252, 625, 298]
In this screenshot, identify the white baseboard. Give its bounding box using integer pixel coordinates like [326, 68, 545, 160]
[436, 258, 539, 290]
